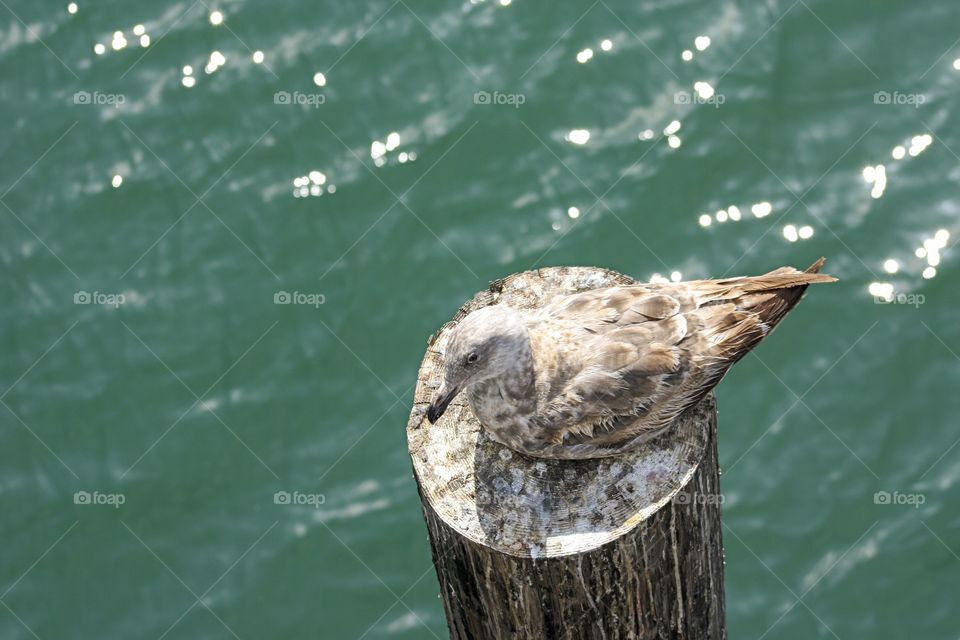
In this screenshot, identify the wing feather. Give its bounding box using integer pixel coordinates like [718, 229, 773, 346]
[530, 260, 835, 450]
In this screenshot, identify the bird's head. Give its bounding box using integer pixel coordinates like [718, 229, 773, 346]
[426, 304, 528, 423]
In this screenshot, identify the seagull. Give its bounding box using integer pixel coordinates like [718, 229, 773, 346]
[426, 259, 836, 459]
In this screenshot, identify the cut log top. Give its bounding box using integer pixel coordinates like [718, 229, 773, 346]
[407, 267, 713, 559]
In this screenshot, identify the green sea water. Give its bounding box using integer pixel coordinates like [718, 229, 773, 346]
[2, 0, 959, 638]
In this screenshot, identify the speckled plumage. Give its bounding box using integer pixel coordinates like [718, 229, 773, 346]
[426, 259, 836, 459]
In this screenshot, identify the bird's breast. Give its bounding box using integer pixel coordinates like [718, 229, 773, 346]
[466, 377, 539, 451]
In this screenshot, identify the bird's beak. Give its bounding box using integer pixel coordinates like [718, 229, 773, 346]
[427, 382, 460, 423]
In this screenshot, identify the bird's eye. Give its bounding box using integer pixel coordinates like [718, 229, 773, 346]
[466, 352, 479, 364]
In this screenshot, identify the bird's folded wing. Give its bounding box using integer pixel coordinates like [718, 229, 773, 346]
[533, 295, 692, 441]
[533, 263, 833, 445]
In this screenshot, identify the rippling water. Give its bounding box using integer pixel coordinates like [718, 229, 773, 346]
[2, 0, 959, 638]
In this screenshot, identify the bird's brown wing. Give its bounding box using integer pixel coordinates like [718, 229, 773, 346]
[532, 259, 835, 447]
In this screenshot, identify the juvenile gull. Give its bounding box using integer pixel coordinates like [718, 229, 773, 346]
[427, 258, 836, 459]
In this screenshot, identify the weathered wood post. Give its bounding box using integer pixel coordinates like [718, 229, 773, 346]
[407, 267, 726, 639]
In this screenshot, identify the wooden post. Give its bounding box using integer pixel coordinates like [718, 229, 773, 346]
[407, 267, 726, 640]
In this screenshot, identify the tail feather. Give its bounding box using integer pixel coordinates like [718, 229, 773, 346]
[723, 258, 836, 292]
[691, 258, 836, 361]
[744, 257, 834, 329]
[805, 256, 827, 273]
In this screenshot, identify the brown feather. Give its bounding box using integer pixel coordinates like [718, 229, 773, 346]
[531, 258, 836, 451]
[626, 294, 681, 319]
[623, 343, 680, 376]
